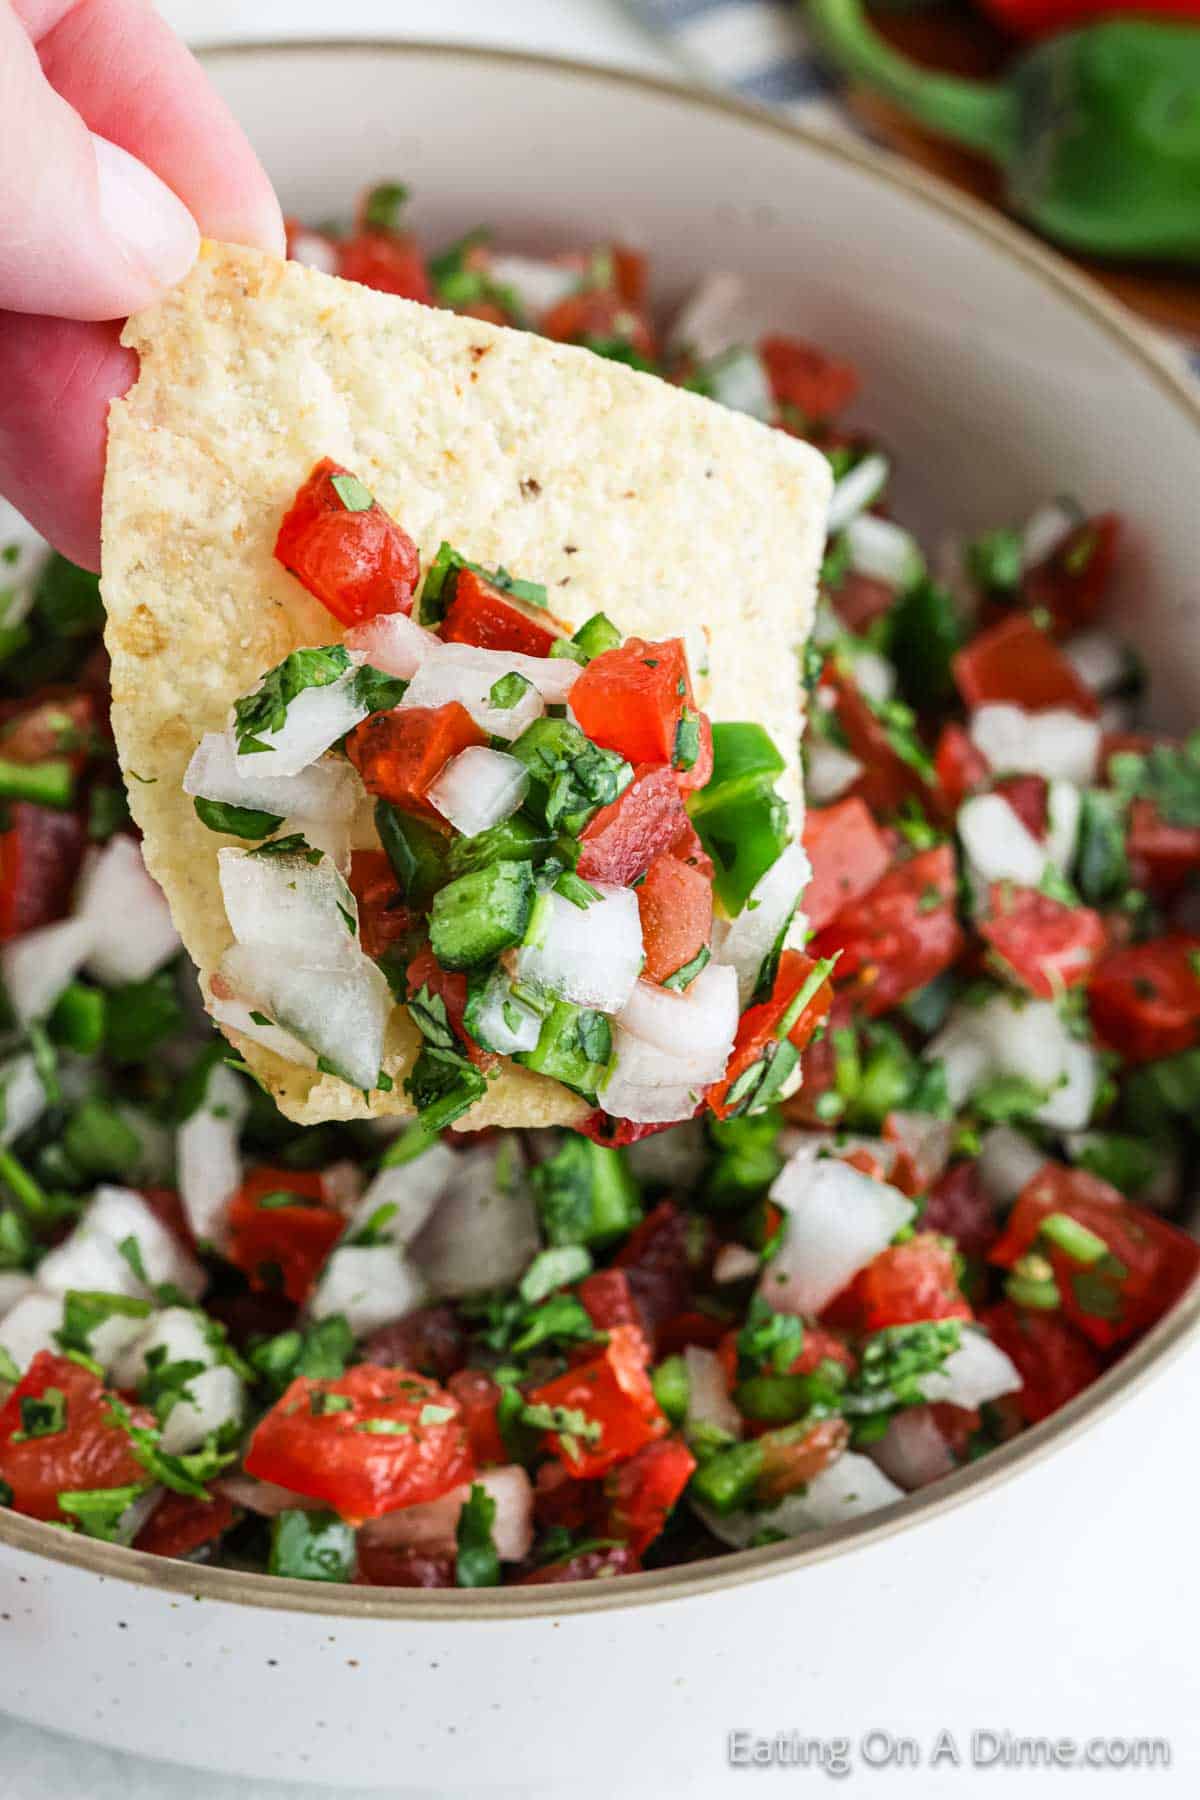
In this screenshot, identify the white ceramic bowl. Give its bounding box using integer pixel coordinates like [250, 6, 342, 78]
[1, 42, 1197, 1791]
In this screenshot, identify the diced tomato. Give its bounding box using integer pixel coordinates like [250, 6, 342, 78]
[134, 1489, 236, 1560]
[445, 1369, 508, 1468]
[533, 1459, 603, 1533]
[922, 1161, 998, 1260]
[934, 722, 989, 811]
[989, 1163, 1200, 1348]
[0, 691, 100, 770]
[348, 849, 414, 961]
[0, 1352, 151, 1523]
[1021, 512, 1120, 637]
[575, 1111, 698, 1148]
[569, 638, 692, 767]
[979, 884, 1106, 998]
[244, 1363, 474, 1521]
[0, 803, 86, 942]
[526, 1325, 667, 1479]
[981, 1301, 1103, 1425]
[1088, 934, 1200, 1064]
[338, 231, 432, 302]
[669, 815, 715, 880]
[802, 797, 892, 933]
[822, 664, 934, 815]
[225, 1167, 343, 1305]
[1127, 798, 1200, 897]
[274, 458, 421, 626]
[406, 945, 496, 1072]
[830, 1234, 972, 1334]
[539, 286, 656, 360]
[758, 334, 859, 421]
[709, 949, 834, 1121]
[347, 702, 486, 819]
[830, 571, 895, 635]
[576, 1268, 646, 1336]
[516, 1544, 642, 1584]
[756, 1417, 851, 1503]
[992, 774, 1049, 839]
[604, 1437, 696, 1554]
[613, 1203, 702, 1332]
[635, 852, 713, 986]
[440, 566, 568, 658]
[355, 1543, 456, 1587]
[811, 844, 963, 1018]
[654, 1310, 731, 1357]
[952, 612, 1098, 717]
[364, 1304, 467, 1380]
[576, 765, 688, 887]
[781, 1324, 856, 1379]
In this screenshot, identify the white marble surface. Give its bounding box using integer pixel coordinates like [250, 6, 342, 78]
[3, 3, 1198, 1795]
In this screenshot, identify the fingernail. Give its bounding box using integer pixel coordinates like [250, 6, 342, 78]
[93, 134, 200, 292]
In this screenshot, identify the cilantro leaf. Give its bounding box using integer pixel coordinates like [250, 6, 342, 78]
[455, 1482, 501, 1588]
[233, 645, 352, 754]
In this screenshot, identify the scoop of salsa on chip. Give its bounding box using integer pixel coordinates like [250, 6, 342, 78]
[101, 244, 831, 1133]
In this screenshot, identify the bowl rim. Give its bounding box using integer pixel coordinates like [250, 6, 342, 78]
[3, 36, 1197, 1624]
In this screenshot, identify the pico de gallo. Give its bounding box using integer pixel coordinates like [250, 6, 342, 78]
[0, 182, 1196, 1589]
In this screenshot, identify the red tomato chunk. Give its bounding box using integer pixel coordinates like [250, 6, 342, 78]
[0, 1352, 150, 1523]
[829, 1235, 972, 1334]
[811, 845, 963, 1017]
[759, 334, 859, 421]
[526, 1324, 667, 1479]
[440, 567, 567, 658]
[952, 613, 1098, 717]
[709, 949, 833, 1121]
[1088, 935, 1200, 1064]
[274, 458, 421, 625]
[635, 852, 713, 986]
[570, 638, 692, 767]
[347, 702, 486, 819]
[226, 1167, 344, 1305]
[576, 765, 688, 886]
[135, 1490, 236, 1559]
[338, 232, 432, 302]
[604, 1438, 696, 1554]
[979, 884, 1107, 998]
[244, 1364, 474, 1520]
[0, 802, 85, 942]
[1021, 513, 1120, 637]
[981, 1301, 1102, 1425]
[801, 797, 892, 933]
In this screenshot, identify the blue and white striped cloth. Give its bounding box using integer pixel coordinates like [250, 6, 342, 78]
[628, 0, 844, 128]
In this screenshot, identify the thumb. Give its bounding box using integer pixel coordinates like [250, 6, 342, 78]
[0, 5, 198, 321]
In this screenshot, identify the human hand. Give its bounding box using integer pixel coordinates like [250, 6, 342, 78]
[0, 1, 283, 569]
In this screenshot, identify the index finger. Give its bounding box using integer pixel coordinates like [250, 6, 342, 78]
[20, 0, 283, 254]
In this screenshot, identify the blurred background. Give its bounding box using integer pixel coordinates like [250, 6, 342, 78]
[163, 0, 1200, 345]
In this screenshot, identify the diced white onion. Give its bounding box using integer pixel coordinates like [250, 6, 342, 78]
[76, 838, 180, 985]
[602, 1019, 727, 1103]
[667, 272, 750, 361]
[0, 498, 50, 602]
[1, 917, 94, 1022]
[344, 611, 441, 679]
[869, 1408, 956, 1492]
[715, 843, 811, 1008]
[596, 1068, 699, 1126]
[1063, 629, 1128, 697]
[969, 704, 1100, 785]
[684, 1345, 741, 1439]
[362, 1464, 534, 1563]
[695, 1451, 905, 1549]
[87, 1308, 156, 1378]
[217, 943, 390, 1094]
[0, 1054, 48, 1145]
[288, 228, 339, 274]
[885, 1114, 954, 1190]
[924, 1012, 993, 1110]
[618, 962, 739, 1069]
[39, 1186, 205, 1302]
[309, 1245, 428, 1339]
[713, 1243, 761, 1285]
[177, 1062, 249, 1247]
[111, 1307, 215, 1391]
[918, 1327, 1022, 1410]
[184, 729, 361, 820]
[844, 514, 923, 590]
[208, 990, 316, 1068]
[462, 967, 543, 1056]
[1034, 1037, 1099, 1132]
[160, 1366, 245, 1456]
[805, 740, 863, 804]
[701, 346, 773, 422]
[763, 1157, 914, 1317]
[0, 1292, 63, 1373]
[219, 847, 361, 972]
[346, 1144, 457, 1247]
[517, 884, 643, 1015]
[427, 746, 528, 837]
[929, 993, 1097, 1130]
[1021, 499, 1079, 571]
[434, 643, 581, 706]
[845, 646, 895, 707]
[217, 1475, 315, 1516]
[410, 1146, 540, 1299]
[490, 253, 580, 318]
[826, 452, 890, 535]
[402, 647, 546, 741]
[0, 1271, 35, 1318]
[235, 668, 367, 779]
[958, 792, 1048, 888]
[1044, 779, 1081, 873]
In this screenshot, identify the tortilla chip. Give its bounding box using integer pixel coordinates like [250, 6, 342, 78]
[101, 243, 831, 1128]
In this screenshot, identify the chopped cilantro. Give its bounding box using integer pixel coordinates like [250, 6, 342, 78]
[329, 472, 374, 513]
[233, 645, 352, 755]
[455, 1482, 501, 1588]
[193, 797, 284, 840]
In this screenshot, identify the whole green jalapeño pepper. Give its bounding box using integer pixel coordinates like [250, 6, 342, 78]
[809, 0, 1200, 262]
